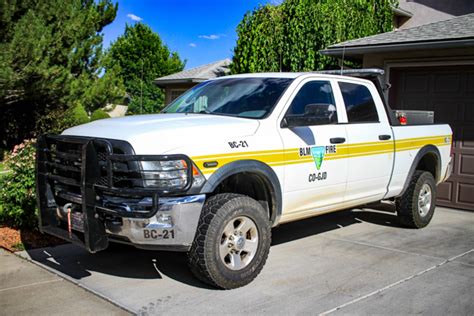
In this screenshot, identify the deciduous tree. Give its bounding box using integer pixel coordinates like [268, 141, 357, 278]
[231, 0, 395, 73]
[106, 23, 185, 114]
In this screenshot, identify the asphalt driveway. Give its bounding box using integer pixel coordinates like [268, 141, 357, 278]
[18, 205, 474, 315]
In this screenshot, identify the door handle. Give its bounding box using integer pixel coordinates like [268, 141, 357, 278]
[330, 137, 346, 144]
[379, 134, 391, 141]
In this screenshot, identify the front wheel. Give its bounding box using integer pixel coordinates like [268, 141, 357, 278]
[187, 193, 271, 289]
[396, 170, 437, 228]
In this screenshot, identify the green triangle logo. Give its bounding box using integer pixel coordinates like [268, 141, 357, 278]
[311, 146, 325, 170]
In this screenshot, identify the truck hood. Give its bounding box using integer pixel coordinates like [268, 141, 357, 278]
[62, 113, 260, 154]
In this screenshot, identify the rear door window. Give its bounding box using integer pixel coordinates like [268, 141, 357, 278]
[338, 82, 379, 123]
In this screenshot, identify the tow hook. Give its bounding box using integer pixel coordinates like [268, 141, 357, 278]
[63, 203, 73, 238]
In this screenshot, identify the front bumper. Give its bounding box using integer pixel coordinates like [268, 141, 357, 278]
[36, 135, 205, 253]
[106, 194, 205, 251]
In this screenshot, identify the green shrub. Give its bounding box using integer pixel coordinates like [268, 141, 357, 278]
[90, 109, 111, 121]
[36, 104, 91, 136]
[0, 139, 38, 228]
[71, 104, 90, 125]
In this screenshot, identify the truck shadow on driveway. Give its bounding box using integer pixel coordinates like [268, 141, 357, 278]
[25, 203, 401, 289]
[272, 202, 401, 245]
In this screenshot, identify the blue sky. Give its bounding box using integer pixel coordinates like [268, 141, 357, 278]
[103, 0, 280, 69]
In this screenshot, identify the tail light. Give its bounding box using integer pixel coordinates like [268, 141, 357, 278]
[450, 135, 454, 157]
[398, 113, 407, 125]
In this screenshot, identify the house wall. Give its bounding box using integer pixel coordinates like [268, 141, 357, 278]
[362, 47, 474, 105]
[163, 83, 196, 105]
[397, 0, 474, 29]
[362, 47, 474, 70]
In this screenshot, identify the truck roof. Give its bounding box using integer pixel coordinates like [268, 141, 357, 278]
[214, 68, 384, 81]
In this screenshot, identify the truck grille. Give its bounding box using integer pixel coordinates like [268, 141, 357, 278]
[37, 135, 151, 215]
[42, 136, 131, 195]
[37, 135, 192, 221]
[36, 135, 195, 252]
[46, 137, 86, 201]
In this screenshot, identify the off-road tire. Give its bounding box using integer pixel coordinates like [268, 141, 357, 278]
[187, 193, 271, 289]
[396, 170, 436, 228]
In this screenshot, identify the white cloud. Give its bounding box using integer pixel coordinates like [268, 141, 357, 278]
[189, 43, 197, 47]
[127, 14, 143, 22]
[198, 34, 221, 40]
[269, 0, 284, 5]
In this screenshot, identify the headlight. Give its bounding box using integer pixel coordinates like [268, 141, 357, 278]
[141, 160, 187, 189]
[141, 159, 205, 191]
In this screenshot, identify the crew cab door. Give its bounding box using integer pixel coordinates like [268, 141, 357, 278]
[335, 80, 395, 202]
[278, 79, 348, 217]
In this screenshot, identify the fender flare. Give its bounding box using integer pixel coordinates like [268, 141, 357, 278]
[398, 145, 441, 197]
[200, 160, 282, 226]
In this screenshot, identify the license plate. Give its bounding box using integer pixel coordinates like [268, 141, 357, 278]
[143, 229, 175, 239]
[70, 212, 84, 232]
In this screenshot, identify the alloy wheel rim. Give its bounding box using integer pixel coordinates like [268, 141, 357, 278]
[418, 183, 432, 217]
[219, 216, 259, 271]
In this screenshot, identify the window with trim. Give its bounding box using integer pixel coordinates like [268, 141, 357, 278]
[287, 81, 336, 117]
[338, 82, 379, 123]
[170, 89, 187, 102]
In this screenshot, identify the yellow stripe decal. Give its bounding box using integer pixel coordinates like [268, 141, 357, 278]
[194, 135, 451, 175]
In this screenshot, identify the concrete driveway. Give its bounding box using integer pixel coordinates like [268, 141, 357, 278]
[0, 249, 128, 315]
[19, 206, 474, 315]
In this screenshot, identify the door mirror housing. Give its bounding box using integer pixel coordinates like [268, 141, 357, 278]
[282, 103, 337, 128]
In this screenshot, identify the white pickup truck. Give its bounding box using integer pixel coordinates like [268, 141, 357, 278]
[36, 69, 452, 289]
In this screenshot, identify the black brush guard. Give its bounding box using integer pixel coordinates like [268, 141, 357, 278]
[36, 135, 193, 253]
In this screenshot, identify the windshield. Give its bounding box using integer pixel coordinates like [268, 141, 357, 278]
[162, 77, 294, 119]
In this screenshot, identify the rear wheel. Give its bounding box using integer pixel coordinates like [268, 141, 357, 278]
[187, 193, 271, 289]
[396, 170, 436, 228]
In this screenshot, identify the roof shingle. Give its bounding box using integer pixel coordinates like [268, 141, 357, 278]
[154, 59, 231, 84]
[329, 12, 474, 48]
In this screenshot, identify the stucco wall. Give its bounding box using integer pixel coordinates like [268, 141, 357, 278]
[362, 47, 474, 69]
[361, 47, 474, 102]
[398, 0, 474, 29]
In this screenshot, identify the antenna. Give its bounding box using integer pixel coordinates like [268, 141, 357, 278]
[140, 59, 143, 114]
[340, 45, 345, 75]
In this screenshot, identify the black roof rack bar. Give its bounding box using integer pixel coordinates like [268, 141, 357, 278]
[313, 68, 384, 77]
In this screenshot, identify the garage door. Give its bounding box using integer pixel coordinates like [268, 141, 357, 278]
[389, 65, 474, 211]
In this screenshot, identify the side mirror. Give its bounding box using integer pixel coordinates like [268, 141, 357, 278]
[282, 103, 337, 128]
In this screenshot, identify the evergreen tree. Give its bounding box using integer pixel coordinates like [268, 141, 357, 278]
[0, 0, 124, 148]
[106, 23, 185, 114]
